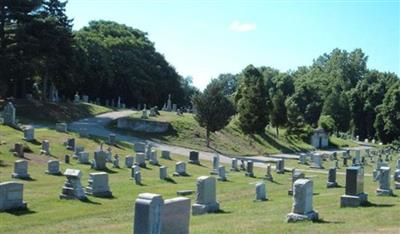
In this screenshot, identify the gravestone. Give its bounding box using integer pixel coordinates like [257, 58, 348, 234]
[59, 169, 86, 200]
[93, 150, 107, 170]
[327, 167, 338, 188]
[134, 171, 141, 185]
[56, 123, 68, 132]
[230, 158, 239, 171]
[173, 162, 187, 176]
[166, 94, 172, 111]
[13, 143, 24, 158]
[82, 95, 89, 103]
[265, 164, 273, 181]
[373, 162, 389, 179]
[192, 176, 220, 215]
[172, 104, 177, 112]
[374, 166, 393, 196]
[161, 197, 191, 234]
[76, 151, 89, 164]
[255, 182, 267, 201]
[112, 154, 120, 168]
[85, 172, 112, 197]
[74, 93, 80, 104]
[135, 152, 146, 167]
[210, 155, 219, 175]
[41, 140, 50, 155]
[159, 166, 168, 180]
[11, 160, 30, 179]
[394, 169, 400, 189]
[286, 179, 319, 222]
[288, 169, 305, 195]
[396, 159, 400, 169]
[298, 153, 307, 164]
[133, 193, 163, 234]
[0, 182, 27, 211]
[131, 165, 140, 178]
[64, 154, 70, 164]
[134, 142, 146, 153]
[189, 151, 200, 165]
[46, 160, 61, 175]
[218, 166, 227, 181]
[310, 153, 323, 169]
[73, 146, 84, 159]
[340, 166, 368, 207]
[161, 150, 171, 160]
[149, 150, 159, 165]
[245, 160, 254, 177]
[66, 138, 75, 150]
[23, 126, 35, 141]
[125, 155, 134, 168]
[2, 102, 16, 125]
[108, 133, 116, 145]
[276, 159, 285, 174]
[354, 150, 361, 165]
[146, 144, 153, 160]
[240, 160, 246, 171]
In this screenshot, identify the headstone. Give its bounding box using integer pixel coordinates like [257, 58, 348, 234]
[134, 171, 141, 185]
[55, 123, 67, 132]
[64, 154, 70, 164]
[167, 94, 172, 111]
[112, 154, 120, 168]
[108, 133, 116, 145]
[340, 166, 368, 207]
[93, 150, 107, 170]
[173, 162, 187, 176]
[59, 169, 86, 200]
[85, 172, 112, 197]
[73, 92, 80, 104]
[23, 126, 35, 141]
[245, 160, 254, 177]
[298, 153, 307, 164]
[276, 159, 285, 174]
[141, 109, 148, 119]
[218, 166, 227, 181]
[125, 156, 134, 168]
[161, 150, 171, 160]
[240, 160, 246, 171]
[133, 193, 164, 234]
[354, 150, 361, 165]
[46, 160, 61, 175]
[0, 182, 27, 211]
[11, 160, 30, 179]
[265, 164, 273, 181]
[2, 102, 16, 125]
[82, 95, 89, 103]
[135, 152, 146, 167]
[327, 168, 338, 188]
[310, 153, 323, 169]
[286, 179, 319, 222]
[161, 197, 191, 234]
[131, 165, 140, 178]
[134, 142, 146, 153]
[394, 169, 400, 189]
[189, 151, 200, 165]
[230, 158, 239, 171]
[255, 182, 268, 201]
[210, 155, 219, 175]
[172, 104, 177, 112]
[149, 150, 159, 165]
[288, 169, 305, 195]
[73, 146, 85, 158]
[396, 159, 400, 169]
[66, 138, 75, 150]
[374, 166, 393, 196]
[13, 143, 24, 158]
[159, 166, 168, 180]
[192, 176, 220, 215]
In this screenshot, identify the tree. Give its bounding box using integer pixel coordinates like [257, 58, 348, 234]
[270, 90, 287, 137]
[192, 79, 235, 147]
[236, 65, 269, 134]
[322, 89, 350, 133]
[318, 115, 336, 134]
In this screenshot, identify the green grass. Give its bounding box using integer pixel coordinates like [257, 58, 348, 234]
[0, 125, 399, 233]
[1, 99, 113, 124]
[329, 135, 359, 148]
[112, 111, 315, 156]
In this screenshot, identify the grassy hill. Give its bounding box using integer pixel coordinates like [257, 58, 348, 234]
[0, 125, 398, 234]
[0, 99, 113, 124]
[111, 111, 357, 156]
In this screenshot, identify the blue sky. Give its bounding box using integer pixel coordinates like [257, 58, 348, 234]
[66, 0, 400, 89]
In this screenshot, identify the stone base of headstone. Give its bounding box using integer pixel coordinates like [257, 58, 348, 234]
[59, 187, 86, 200]
[340, 193, 368, 207]
[245, 172, 254, 177]
[173, 172, 188, 177]
[192, 202, 220, 215]
[265, 175, 273, 181]
[230, 168, 240, 172]
[209, 170, 218, 175]
[11, 172, 30, 180]
[45, 170, 62, 176]
[376, 188, 393, 196]
[286, 210, 319, 222]
[189, 160, 200, 165]
[85, 189, 112, 198]
[395, 182, 400, 189]
[326, 182, 338, 188]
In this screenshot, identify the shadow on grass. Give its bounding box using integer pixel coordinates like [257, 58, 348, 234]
[269, 180, 283, 185]
[81, 198, 101, 205]
[362, 202, 396, 208]
[188, 162, 208, 168]
[165, 177, 177, 184]
[96, 167, 118, 174]
[5, 208, 36, 216]
[214, 209, 231, 214]
[250, 133, 294, 154]
[313, 219, 344, 224]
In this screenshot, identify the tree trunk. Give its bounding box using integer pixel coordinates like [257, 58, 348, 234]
[0, 3, 5, 50]
[276, 126, 279, 138]
[42, 70, 48, 100]
[206, 128, 210, 147]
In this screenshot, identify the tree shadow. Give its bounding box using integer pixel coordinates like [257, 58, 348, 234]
[5, 207, 36, 216]
[250, 133, 294, 154]
[362, 201, 395, 208]
[97, 168, 118, 174]
[25, 139, 41, 145]
[80, 197, 101, 205]
[165, 177, 177, 184]
[313, 218, 344, 224]
[214, 209, 231, 214]
[269, 180, 282, 185]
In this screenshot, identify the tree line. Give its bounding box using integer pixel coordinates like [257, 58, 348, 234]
[0, 0, 198, 106]
[194, 48, 400, 145]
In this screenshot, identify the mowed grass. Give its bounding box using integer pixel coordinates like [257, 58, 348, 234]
[114, 111, 315, 156]
[0, 125, 399, 233]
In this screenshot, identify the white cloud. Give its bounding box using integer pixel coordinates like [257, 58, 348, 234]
[229, 21, 256, 32]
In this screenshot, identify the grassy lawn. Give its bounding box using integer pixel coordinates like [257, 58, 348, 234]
[1, 99, 113, 124]
[111, 111, 315, 156]
[0, 125, 399, 233]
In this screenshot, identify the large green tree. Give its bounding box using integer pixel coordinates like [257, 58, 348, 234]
[270, 90, 287, 137]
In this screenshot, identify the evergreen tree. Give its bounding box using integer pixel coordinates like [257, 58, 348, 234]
[237, 65, 269, 134]
[192, 79, 235, 147]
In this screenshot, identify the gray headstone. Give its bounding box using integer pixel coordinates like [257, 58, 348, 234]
[159, 166, 168, 180]
[286, 179, 319, 222]
[134, 193, 163, 234]
[13, 143, 24, 158]
[218, 166, 227, 181]
[192, 176, 220, 215]
[327, 167, 338, 188]
[78, 151, 90, 164]
[189, 151, 200, 164]
[11, 160, 30, 179]
[85, 172, 112, 197]
[131, 165, 140, 178]
[255, 182, 267, 201]
[41, 140, 50, 155]
[134, 142, 146, 153]
[161, 197, 191, 234]
[149, 150, 159, 165]
[374, 166, 393, 196]
[59, 169, 86, 200]
[173, 162, 187, 176]
[161, 150, 171, 160]
[394, 169, 400, 189]
[134, 171, 142, 185]
[66, 138, 75, 150]
[289, 169, 305, 195]
[340, 166, 368, 207]
[230, 158, 239, 171]
[245, 160, 254, 177]
[125, 156, 134, 168]
[135, 152, 146, 168]
[23, 126, 35, 141]
[276, 159, 285, 174]
[265, 164, 273, 181]
[46, 160, 61, 175]
[0, 182, 27, 211]
[2, 102, 16, 125]
[108, 133, 116, 145]
[93, 150, 107, 170]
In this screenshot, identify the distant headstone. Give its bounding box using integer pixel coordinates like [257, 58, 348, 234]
[173, 161, 187, 176]
[78, 151, 89, 164]
[11, 160, 30, 179]
[298, 153, 307, 164]
[166, 94, 172, 111]
[265, 164, 273, 181]
[159, 166, 168, 180]
[73, 146, 85, 158]
[59, 169, 86, 200]
[125, 156, 134, 168]
[310, 153, 323, 169]
[2, 102, 16, 125]
[286, 179, 319, 222]
[192, 176, 220, 215]
[245, 160, 254, 177]
[161, 197, 191, 234]
[134, 142, 146, 153]
[210, 155, 219, 175]
[93, 150, 107, 170]
[85, 172, 112, 197]
[145, 144, 153, 160]
[41, 140, 50, 155]
[255, 182, 267, 201]
[327, 168, 338, 188]
[13, 143, 24, 158]
[108, 133, 116, 145]
[135, 152, 146, 168]
[66, 138, 75, 150]
[161, 150, 171, 160]
[73, 93, 80, 104]
[276, 159, 285, 174]
[0, 182, 27, 211]
[131, 165, 140, 178]
[149, 150, 159, 165]
[374, 166, 393, 196]
[64, 154, 70, 164]
[112, 154, 120, 168]
[218, 166, 227, 181]
[189, 151, 200, 165]
[230, 158, 239, 171]
[46, 160, 61, 175]
[394, 169, 400, 189]
[133, 193, 163, 234]
[134, 171, 142, 185]
[172, 104, 177, 112]
[23, 126, 35, 141]
[340, 166, 368, 207]
[82, 95, 89, 103]
[288, 169, 305, 195]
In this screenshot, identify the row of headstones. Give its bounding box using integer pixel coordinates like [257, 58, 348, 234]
[73, 94, 126, 109]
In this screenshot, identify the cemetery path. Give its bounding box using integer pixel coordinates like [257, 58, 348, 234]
[68, 111, 374, 175]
